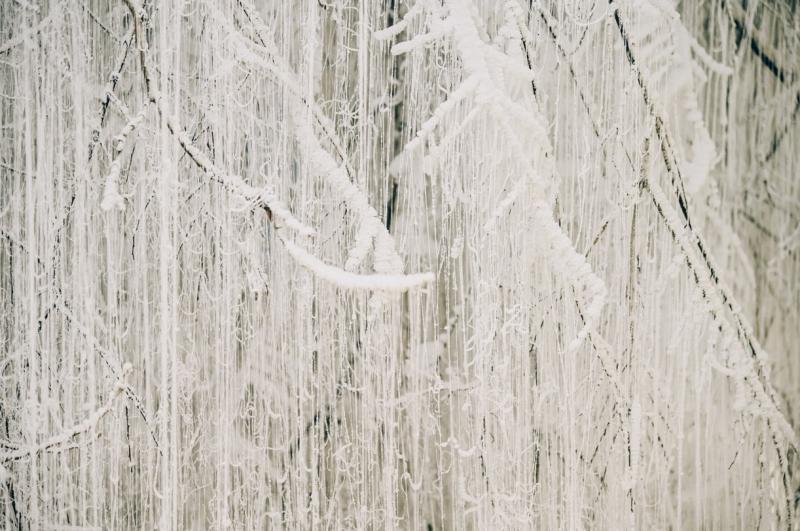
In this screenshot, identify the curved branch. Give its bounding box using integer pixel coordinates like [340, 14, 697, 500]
[1, 365, 131, 462]
[122, 0, 434, 292]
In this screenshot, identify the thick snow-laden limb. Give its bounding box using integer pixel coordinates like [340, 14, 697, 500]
[124, 0, 432, 292]
[531, 201, 608, 348]
[123, 0, 314, 239]
[393, 0, 665, 465]
[383, 0, 549, 165]
[229, 1, 356, 178]
[0, 364, 131, 462]
[381, 1, 451, 55]
[168, 114, 315, 238]
[470, 0, 609, 332]
[388, 0, 553, 172]
[233, 2, 428, 281]
[279, 236, 434, 291]
[291, 108, 404, 275]
[391, 26, 449, 56]
[384, 0, 607, 340]
[402, 76, 479, 154]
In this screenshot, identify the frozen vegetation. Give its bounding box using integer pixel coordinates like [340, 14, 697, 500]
[0, 0, 799, 529]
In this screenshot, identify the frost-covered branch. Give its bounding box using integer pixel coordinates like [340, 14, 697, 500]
[612, 4, 795, 444]
[0, 2, 60, 55]
[100, 105, 146, 212]
[3, 1, 798, 527]
[725, 0, 795, 84]
[231, 2, 436, 283]
[643, 173, 796, 444]
[123, 0, 433, 291]
[379, 0, 607, 340]
[88, 25, 136, 162]
[279, 237, 434, 291]
[1, 364, 131, 462]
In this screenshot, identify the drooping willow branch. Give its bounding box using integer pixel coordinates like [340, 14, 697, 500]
[121, 0, 434, 292]
[88, 25, 136, 163]
[0, 364, 132, 463]
[230, 1, 415, 280]
[610, 5, 796, 518]
[0, 228, 160, 452]
[610, 2, 795, 445]
[377, 0, 607, 330]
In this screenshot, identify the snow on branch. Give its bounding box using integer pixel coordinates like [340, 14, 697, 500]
[233, 2, 432, 282]
[279, 237, 435, 292]
[372, 2, 423, 41]
[101, 106, 146, 212]
[382, 0, 607, 339]
[402, 75, 480, 154]
[228, 1, 355, 175]
[0, 1, 60, 55]
[123, 0, 314, 237]
[644, 166, 796, 446]
[88, 26, 135, 162]
[291, 109, 404, 275]
[1, 364, 131, 462]
[613, 5, 796, 447]
[123, 0, 433, 292]
[626, 0, 723, 196]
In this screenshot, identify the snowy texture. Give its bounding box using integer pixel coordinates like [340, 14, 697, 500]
[1, 0, 799, 529]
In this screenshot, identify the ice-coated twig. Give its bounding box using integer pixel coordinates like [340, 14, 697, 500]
[233, 2, 432, 282]
[643, 175, 796, 445]
[372, 1, 423, 41]
[279, 236, 434, 292]
[230, 0, 356, 179]
[88, 26, 136, 162]
[123, 0, 434, 292]
[101, 106, 146, 212]
[725, 0, 795, 84]
[1, 364, 131, 462]
[0, 1, 60, 55]
[122, 0, 310, 235]
[383, 0, 607, 341]
[612, 3, 795, 448]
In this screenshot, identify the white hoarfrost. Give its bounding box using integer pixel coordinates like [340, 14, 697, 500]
[1, 0, 797, 529]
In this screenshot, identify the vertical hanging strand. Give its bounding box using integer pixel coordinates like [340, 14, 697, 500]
[171, 2, 181, 527]
[22, 9, 39, 529]
[157, 1, 175, 527]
